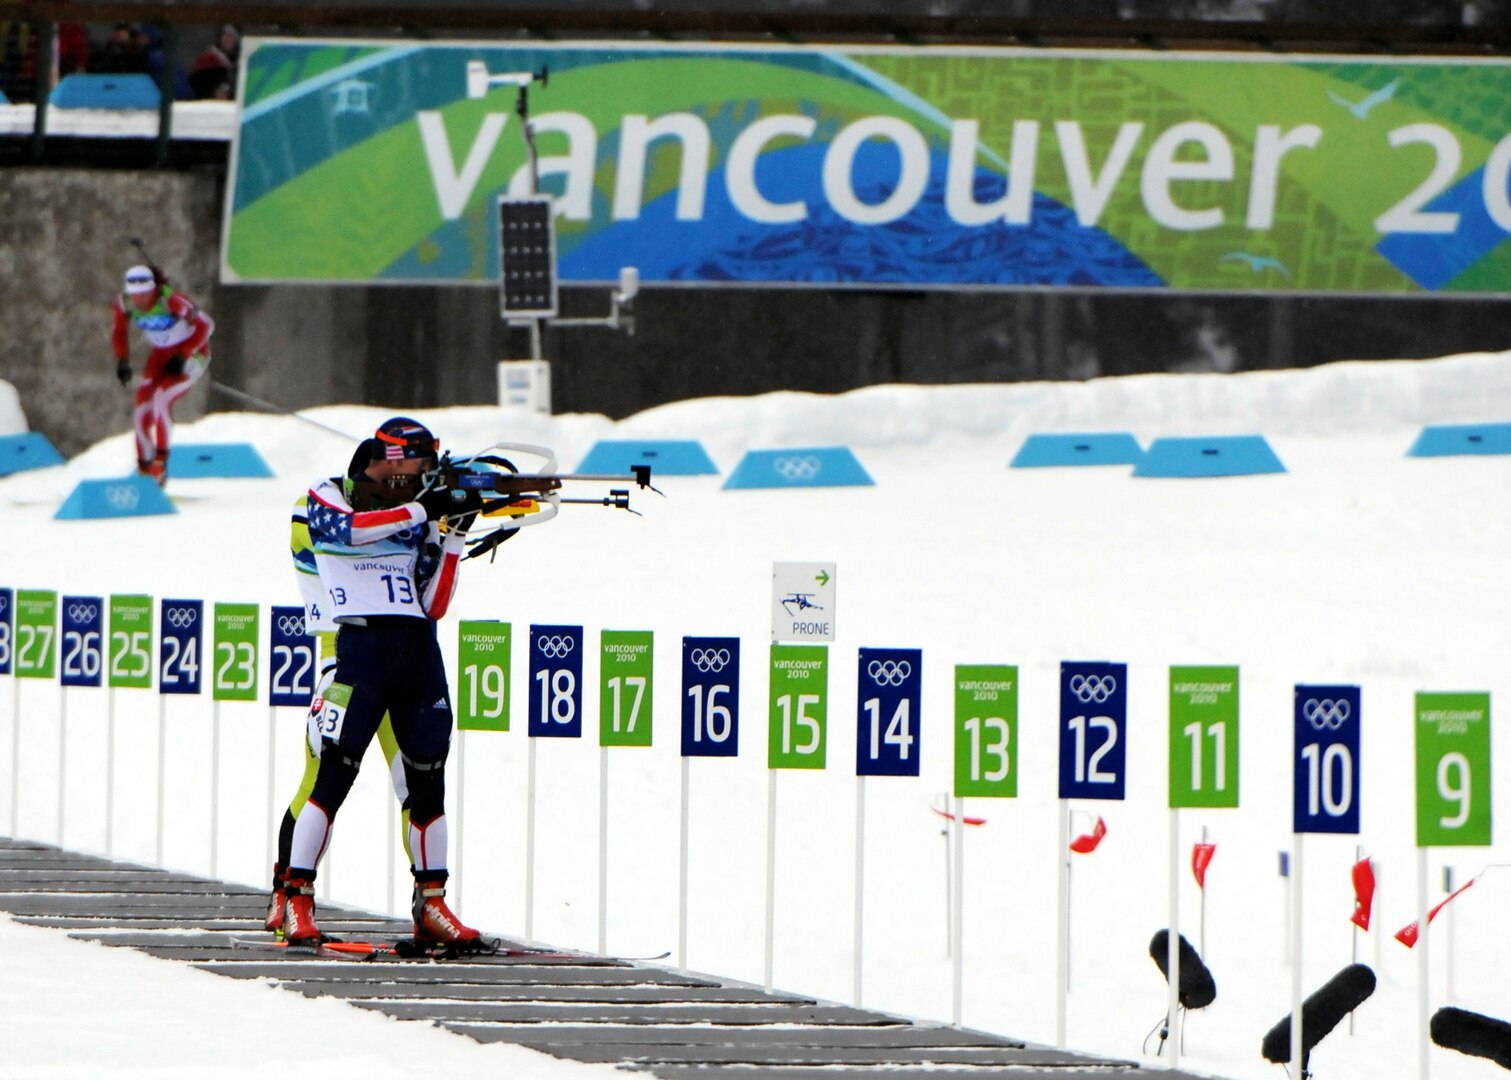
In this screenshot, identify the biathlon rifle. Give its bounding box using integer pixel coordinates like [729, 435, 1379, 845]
[421, 445, 663, 561]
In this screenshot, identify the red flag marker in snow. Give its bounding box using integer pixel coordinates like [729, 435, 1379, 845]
[1192, 842, 1216, 889]
[1069, 815, 1107, 854]
[1350, 857, 1375, 931]
[1396, 878, 1475, 947]
[930, 806, 987, 827]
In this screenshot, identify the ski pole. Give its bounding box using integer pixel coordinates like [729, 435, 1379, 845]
[208, 379, 357, 441]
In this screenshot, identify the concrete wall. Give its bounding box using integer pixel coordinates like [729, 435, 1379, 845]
[4, 166, 1509, 460]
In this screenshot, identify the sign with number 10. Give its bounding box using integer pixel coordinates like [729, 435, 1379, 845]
[1415, 691, 1491, 847]
[954, 664, 1016, 798]
[1169, 666, 1239, 809]
[457, 620, 511, 731]
[15, 590, 57, 680]
[158, 599, 203, 695]
[108, 595, 154, 690]
[1293, 684, 1360, 834]
[529, 624, 582, 737]
[60, 595, 104, 689]
[856, 647, 921, 777]
[769, 644, 827, 769]
[0, 587, 13, 676]
[682, 636, 739, 756]
[1058, 661, 1127, 800]
[600, 630, 653, 747]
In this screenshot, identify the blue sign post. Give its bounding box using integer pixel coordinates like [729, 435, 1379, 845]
[1293, 685, 1361, 834]
[1058, 661, 1128, 801]
[528, 624, 583, 738]
[158, 599, 203, 695]
[681, 637, 740, 757]
[855, 648, 922, 777]
[268, 606, 315, 708]
[0, 587, 13, 676]
[60, 597, 104, 689]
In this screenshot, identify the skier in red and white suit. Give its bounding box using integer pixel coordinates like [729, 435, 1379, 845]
[110, 264, 214, 483]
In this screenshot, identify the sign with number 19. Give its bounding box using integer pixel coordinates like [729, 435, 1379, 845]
[458, 620, 511, 731]
[1415, 692, 1491, 847]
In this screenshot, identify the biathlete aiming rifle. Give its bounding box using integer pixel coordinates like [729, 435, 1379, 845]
[420, 441, 662, 561]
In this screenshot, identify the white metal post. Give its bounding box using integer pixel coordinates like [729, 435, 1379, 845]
[525, 736, 537, 942]
[154, 694, 167, 864]
[1168, 810, 1182, 1068]
[209, 701, 220, 875]
[678, 757, 690, 968]
[56, 686, 66, 845]
[598, 745, 609, 956]
[1418, 848, 1431, 1080]
[764, 770, 777, 990]
[951, 798, 964, 1027]
[853, 775, 866, 1006]
[1056, 800, 1070, 1048]
[1290, 833, 1304, 1079]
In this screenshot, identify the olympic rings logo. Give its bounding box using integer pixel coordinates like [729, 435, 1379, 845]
[690, 647, 731, 673]
[66, 603, 99, 624]
[0, 595, 8, 614]
[276, 614, 306, 638]
[867, 659, 912, 687]
[1303, 698, 1350, 730]
[537, 634, 576, 659]
[1069, 674, 1117, 704]
[772, 455, 821, 481]
[104, 483, 140, 510]
[165, 606, 197, 629]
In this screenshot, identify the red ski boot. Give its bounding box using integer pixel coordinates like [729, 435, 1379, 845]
[412, 874, 484, 952]
[263, 863, 287, 934]
[282, 875, 322, 945]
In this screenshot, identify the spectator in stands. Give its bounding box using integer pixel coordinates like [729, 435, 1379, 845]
[188, 24, 239, 100]
[93, 22, 150, 75]
[57, 21, 89, 77]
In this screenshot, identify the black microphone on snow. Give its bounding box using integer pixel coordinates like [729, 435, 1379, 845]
[1261, 963, 1376, 1074]
[1431, 1006, 1511, 1071]
[1148, 929, 1217, 1009]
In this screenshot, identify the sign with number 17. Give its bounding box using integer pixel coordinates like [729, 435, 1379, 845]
[601, 630, 653, 747]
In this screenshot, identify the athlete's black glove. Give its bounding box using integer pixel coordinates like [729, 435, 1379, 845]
[115, 360, 132, 386]
[418, 485, 485, 521]
[161, 354, 185, 377]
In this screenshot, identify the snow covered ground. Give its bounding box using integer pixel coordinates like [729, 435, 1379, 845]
[3, 351, 1511, 1079]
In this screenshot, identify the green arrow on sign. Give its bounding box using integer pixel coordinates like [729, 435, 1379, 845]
[815, 570, 830, 587]
[1415, 692, 1491, 847]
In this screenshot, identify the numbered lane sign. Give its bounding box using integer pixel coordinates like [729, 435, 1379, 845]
[856, 647, 922, 777]
[60, 596, 104, 688]
[1169, 666, 1240, 809]
[954, 664, 1017, 797]
[1293, 684, 1360, 834]
[268, 606, 315, 707]
[158, 599, 203, 696]
[211, 603, 259, 702]
[528, 624, 581, 737]
[769, 644, 828, 769]
[1415, 692, 1491, 847]
[601, 630, 653, 747]
[108, 595, 154, 690]
[14, 590, 57, 680]
[458, 620, 511, 731]
[0, 587, 12, 675]
[682, 636, 740, 757]
[1058, 661, 1127, 800]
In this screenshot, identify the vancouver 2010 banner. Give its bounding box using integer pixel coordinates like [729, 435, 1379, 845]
[223, 40, 1511, 294]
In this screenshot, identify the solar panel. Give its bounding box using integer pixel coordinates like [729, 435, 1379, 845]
[498, 195, 558, 318]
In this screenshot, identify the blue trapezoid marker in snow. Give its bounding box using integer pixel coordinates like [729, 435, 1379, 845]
[167, 443, 274, 479]
[576, 440, 719, 476]
[1134, 436, 1286, 478]
[56, 474, 176, 520]
[0, 432, 65, 476]
[1010, 433, 1142, 468]
[1407, 423, 1511, 458]
[723, 447, 873, 489]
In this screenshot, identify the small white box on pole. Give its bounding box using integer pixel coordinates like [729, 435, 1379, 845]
[771, 562, 836, 643]
[497, 359, 551, 413]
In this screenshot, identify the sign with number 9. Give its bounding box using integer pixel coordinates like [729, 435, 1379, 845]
[1415, 691, 1491, 847]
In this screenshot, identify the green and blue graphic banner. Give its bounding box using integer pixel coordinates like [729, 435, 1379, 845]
[226, 40, 1511, 294]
